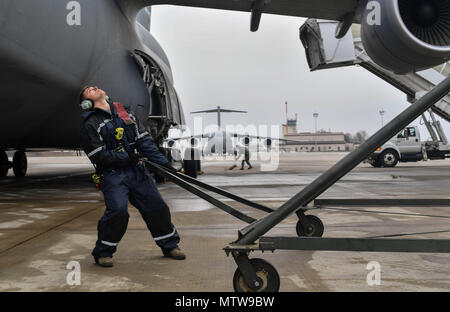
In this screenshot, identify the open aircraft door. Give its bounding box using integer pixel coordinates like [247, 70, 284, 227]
[132, 50, 185, 146]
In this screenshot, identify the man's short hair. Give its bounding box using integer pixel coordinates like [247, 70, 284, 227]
[79, 86, 90, 103]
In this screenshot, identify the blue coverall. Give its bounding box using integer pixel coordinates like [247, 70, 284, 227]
[80, 103, 180, 259]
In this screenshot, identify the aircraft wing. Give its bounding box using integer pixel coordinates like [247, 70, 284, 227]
[154, 0, 362, 22]
[166, 134, 211, 141]
[191, 109, 248, 114]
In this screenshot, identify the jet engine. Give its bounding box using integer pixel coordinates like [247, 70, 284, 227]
[264, 138, 272, 149]
[167, 139, 176, 148]
[361, 0, 450, 74]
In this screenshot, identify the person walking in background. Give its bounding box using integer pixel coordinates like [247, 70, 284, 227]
[235, 143, 253, 170]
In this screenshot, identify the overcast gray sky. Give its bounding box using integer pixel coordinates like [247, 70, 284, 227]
[150, 6, 449, 139]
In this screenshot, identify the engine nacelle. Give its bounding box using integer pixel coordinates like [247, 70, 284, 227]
[361, 0, 450, 74]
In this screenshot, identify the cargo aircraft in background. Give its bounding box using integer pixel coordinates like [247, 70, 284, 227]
[166, 106, 298, 156]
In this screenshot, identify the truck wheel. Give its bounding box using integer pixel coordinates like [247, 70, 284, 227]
[380, 150, 399, 168]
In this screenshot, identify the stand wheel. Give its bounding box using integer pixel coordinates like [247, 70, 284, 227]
[233, 258, 280, 292]
[0, 151, 9, 177]
[296, 215, 324, 237]
[13, 151, 27, 177]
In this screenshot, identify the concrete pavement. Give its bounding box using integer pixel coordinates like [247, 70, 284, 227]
[0, 153, 450, 291]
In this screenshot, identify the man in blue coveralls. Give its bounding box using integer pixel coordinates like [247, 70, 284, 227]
[79, 86, 185, 267]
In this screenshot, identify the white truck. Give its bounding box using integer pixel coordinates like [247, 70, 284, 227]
[368, 122, 450, 168]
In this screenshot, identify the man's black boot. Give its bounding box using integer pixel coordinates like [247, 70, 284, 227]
[163, 247, 186, 260]
[95, 257, 114, 267]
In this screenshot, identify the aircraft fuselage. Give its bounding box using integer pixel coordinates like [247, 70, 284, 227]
[0, 0, 177, 150]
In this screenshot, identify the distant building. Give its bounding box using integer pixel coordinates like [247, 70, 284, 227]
[282, 117, 350, 152]
[281, 111, 359, 152]
[284, 117, 298, 135]
[283, 131, 348, 152]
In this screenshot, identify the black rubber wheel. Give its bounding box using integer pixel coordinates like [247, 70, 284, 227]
[296, 215, 324, 237]
[233, 259, 280, 292]
[0, 151, 9, 177]
[380, 150, 399, 168]
[13, 151, 27, 177]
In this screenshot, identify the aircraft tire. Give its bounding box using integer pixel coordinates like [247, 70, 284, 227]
[0, 151, 9, 177]
[13, 151, 27, 177]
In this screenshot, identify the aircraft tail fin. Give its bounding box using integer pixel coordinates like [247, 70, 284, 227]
[191, 108, 247, 114]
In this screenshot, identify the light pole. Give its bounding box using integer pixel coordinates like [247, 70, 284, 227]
[313, 112, 319, 152]
[379, 109, 385, 127]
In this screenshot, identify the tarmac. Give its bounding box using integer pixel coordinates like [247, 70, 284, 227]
[0, 152, 450, 292]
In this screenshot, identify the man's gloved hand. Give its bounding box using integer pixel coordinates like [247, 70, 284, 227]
[129, 153, 142, 164]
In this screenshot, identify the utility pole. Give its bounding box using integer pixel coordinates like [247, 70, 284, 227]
[313, 112, 319, 152]
[285, 101, 289, 135]
[379, 109, 385, 127]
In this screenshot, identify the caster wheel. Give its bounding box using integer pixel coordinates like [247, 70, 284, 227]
[0, 151, 9, 177]
[13, 151, 27, 177]
[296, 215, 324, 237]
[233, 259, 280, 292]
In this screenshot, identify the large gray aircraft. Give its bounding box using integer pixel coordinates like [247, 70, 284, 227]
[0, 0, 449, 177]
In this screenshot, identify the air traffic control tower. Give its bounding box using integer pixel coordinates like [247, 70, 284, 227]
[283, 115, 299, 135]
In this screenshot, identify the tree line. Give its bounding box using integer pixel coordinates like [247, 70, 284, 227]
[344, 130, 369, 144]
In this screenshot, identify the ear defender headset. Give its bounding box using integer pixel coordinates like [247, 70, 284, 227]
[79, 86, 110, 111]
[80, 98, 94, 111]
